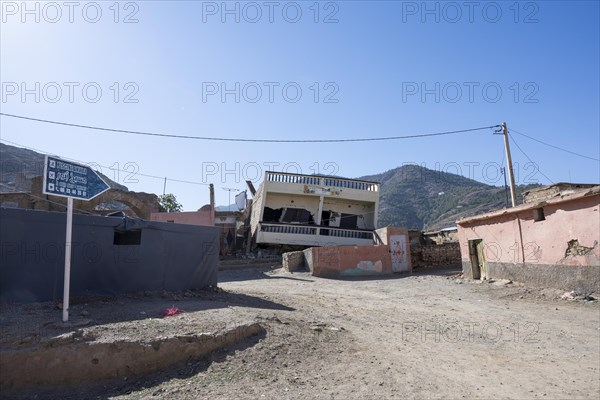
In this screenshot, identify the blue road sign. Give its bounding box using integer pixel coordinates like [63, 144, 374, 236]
[43, 156, 110, 201]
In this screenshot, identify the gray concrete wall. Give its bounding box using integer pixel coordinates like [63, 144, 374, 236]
[0, 208, 220, 302]
[462, 261, 600, 293]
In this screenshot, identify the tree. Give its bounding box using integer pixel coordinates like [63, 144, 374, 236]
[158, 193, 183, 213]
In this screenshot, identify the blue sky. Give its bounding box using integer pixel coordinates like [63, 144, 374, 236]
[1, 0, 599, 210]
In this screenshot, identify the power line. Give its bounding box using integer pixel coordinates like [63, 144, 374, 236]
[0, 112, 500, 143]
[508, 134, 554, 185]
[510, 128, 600, 162]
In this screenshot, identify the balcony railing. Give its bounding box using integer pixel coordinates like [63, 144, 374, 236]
[261, 223, 317, 235]
[266, 172, 378, 192]
[319, 228, 373, 240]
[259, 222, 374, 241]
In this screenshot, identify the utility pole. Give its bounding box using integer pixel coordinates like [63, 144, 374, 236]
[502, 122, 517, 207]
[223, 187, 240, 210]
[501, 167, 509, 208]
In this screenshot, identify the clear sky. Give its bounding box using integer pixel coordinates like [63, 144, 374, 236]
[1, 0, 599, 210]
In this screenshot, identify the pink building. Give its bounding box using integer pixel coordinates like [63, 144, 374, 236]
[150, 207, 214, 227]
[457, 184, 599, 292]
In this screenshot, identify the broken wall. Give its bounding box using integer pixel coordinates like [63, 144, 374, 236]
[411, 243, 461, 269]
[303, 240, 412, 278]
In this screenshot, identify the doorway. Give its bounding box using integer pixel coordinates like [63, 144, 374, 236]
[468, 239, 487, 280]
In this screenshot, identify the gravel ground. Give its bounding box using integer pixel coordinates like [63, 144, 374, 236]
[1, 266, 599, 399]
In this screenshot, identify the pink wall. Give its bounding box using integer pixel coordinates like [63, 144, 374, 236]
[150, 210, 214, 227]
[308, 245, 393, 278]
[457, 194, 600, 266]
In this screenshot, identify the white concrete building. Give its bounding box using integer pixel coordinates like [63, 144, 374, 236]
[250, 171, 380, 247]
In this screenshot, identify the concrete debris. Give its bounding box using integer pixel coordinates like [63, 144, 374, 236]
[561, 291, 575, 300]
[561, 291, 597, 301]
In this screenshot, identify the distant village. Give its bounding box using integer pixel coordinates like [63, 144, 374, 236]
[1, 163, 598, 301]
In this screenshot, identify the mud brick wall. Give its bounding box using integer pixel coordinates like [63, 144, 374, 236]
[411, 243, 461, 269]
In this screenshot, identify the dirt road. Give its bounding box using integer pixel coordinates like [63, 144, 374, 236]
[2, 267, 599, 399]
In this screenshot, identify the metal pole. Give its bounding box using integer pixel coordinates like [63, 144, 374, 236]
[502, 167, 509, 208]
[502, 122, 518, 207]
[163, 177, 167, 195]
[62, 197, 73, 322]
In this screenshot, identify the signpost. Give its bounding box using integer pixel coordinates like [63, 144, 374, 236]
[43, 156, 110, 322]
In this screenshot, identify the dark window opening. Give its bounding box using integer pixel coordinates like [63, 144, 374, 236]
[263, 207, 283, 222]
[532, 208, 545, 222]
[281, 208, 314, 224]
[339, 213, 358, 229]
[114, 229, 142, 245]
[321, 210, 332, 226]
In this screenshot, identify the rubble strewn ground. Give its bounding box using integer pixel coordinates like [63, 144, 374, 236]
[1, 266, 599, 399]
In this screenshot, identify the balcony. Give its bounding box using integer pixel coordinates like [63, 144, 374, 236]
[265, 172, 379, 192]
[257, 222, 375, 247]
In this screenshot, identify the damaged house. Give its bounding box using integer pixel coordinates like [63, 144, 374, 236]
[457, 183, 600, 292]
[249, 171, 380, 247]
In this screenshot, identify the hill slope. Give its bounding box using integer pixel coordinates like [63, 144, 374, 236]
[0, 143, 127, 192]
[360, 165, 540, 230]
[2, 143, 540, 230]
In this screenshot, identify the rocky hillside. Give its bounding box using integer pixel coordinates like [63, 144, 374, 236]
[360, 165, 540, 231]
[0, 143, 127, 193]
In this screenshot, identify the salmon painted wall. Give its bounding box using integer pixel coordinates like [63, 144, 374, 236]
[150, 211, 214, 227]
[457, 195, 600, 266]
[308, 245, 393, 278]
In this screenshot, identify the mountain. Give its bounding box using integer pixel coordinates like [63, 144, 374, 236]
[1, 143, 541, 230]
[359, 165, 541, 231]
[0, 143, 127, 193]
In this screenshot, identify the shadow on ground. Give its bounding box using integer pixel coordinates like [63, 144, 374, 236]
[0, 290, 293, 350]
[218, 268, 315, 283]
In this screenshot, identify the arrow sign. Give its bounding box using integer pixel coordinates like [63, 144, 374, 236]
[43, 156, 110, 200]
[42, 156, 111, 323]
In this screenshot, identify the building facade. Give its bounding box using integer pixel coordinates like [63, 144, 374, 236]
[250, 171, 380, 247]
[457, 185, 600, 292]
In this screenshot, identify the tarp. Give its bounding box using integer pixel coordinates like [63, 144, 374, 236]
[0, 208, 219, 303]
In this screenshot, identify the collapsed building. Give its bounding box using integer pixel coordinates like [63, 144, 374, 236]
[249, 171, 380, 248]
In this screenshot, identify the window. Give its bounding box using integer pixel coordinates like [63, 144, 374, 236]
[532, 208, 545, 222]
[339, 213, 358, 229]
[281, 208, 314, 224]
[114, 229, 142, 245]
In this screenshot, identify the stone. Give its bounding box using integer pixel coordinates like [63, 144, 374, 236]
[282, 251, 306, 272]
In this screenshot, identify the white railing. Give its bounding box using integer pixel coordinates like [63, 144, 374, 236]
[260, 222, 374, 240]
[261, 223, 317, 235]
[266, 172, 378, 192]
